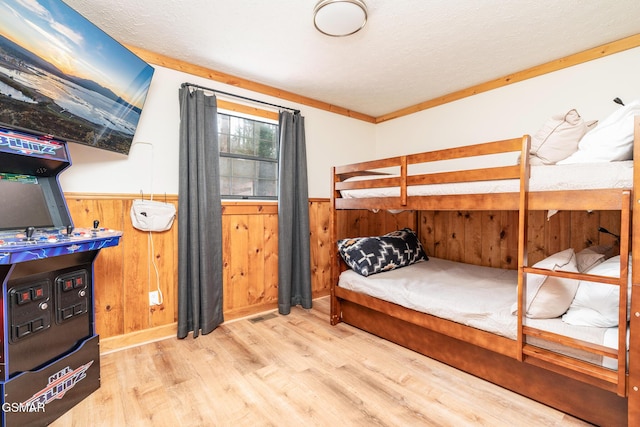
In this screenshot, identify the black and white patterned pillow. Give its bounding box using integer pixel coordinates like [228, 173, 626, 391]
[337, 228, 428, 276]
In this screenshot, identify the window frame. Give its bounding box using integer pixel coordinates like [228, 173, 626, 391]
[217, 102, 280, 201]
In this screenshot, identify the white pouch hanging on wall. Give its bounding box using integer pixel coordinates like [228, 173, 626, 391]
[129, 141, 176, 233]
[130, 198, 176, 232]
[128, 141, 168, 306]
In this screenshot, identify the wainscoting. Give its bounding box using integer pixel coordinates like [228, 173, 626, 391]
[337, 208, 620, 268]
[64, 195, 334, 348]
[65, 193, 620, 350]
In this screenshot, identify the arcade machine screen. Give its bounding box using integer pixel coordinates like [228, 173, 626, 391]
[0, 175, 54, 230]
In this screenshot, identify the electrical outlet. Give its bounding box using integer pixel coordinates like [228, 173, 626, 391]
[149, 291, 160, 306]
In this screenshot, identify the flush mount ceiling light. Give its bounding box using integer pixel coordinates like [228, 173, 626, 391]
[313, 0, 368, 37]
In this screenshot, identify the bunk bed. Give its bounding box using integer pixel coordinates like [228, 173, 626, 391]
[329, 117, 640, 427]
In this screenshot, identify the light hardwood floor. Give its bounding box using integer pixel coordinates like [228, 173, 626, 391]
[52, 297, 592, 427]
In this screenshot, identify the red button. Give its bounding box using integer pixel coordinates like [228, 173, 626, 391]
[18, 291, 31, 304]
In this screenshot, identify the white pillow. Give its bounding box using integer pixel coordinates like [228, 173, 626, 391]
[562, 256, 631, 327]
[575, 247, 606, 273]
[511, 248, 580, 319]
[558, 100, 640, 164]
[578, 244, 614, 256]
[529, 109, 595, 165]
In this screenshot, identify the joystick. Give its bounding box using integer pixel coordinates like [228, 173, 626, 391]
[93, 220, 99, 230]
[67, 225, 74, 236]
[25, 226, 35, 241]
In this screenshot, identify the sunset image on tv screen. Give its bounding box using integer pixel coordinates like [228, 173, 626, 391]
[0, 0, 155, 155]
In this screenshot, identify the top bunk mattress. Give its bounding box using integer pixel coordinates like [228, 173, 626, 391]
[339, 161, 633, 199]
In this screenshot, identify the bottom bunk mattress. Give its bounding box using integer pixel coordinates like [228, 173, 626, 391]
[337, 257, 620, 368]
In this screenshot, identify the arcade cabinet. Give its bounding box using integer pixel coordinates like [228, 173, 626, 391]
[0, 128, 122, 426]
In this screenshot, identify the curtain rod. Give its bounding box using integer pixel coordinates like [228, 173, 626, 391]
[182, 82, 300, 114]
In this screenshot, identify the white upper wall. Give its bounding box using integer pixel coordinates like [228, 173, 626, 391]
[375, 47, 640, 157]
[59, 65, 376, 199]
[60, 47, 639, 198]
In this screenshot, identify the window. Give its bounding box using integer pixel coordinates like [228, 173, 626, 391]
[218, 112, 279, 199]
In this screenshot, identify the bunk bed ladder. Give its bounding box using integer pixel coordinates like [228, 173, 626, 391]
[520, 190, 631, 397]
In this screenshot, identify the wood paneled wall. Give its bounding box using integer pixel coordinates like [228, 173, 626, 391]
[64, 195, 334, 342]
[221, 203, 277, 318]
[420, 210, 519, 268]
[65, 193, 622, 346]
[65, 195, 178, 339]
[337, 209, 622, 269]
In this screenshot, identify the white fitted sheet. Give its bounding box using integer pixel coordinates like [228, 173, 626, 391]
[340, 161, 633, 199]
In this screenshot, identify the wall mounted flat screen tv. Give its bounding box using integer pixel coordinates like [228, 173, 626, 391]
[0, 0, 154, 155]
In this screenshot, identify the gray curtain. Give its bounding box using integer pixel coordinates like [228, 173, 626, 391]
[177, 87, 224, 338]
[278, 111, 312, 314]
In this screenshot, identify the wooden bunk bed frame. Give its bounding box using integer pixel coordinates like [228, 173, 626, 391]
[329, 117, 640, 427]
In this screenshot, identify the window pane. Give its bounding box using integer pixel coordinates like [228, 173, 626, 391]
[220, 158, 278, 198]
[255, 179, 277, 197]
[217, 113, 278, 199]
[230, 177, 254, 196]
[219, 133, 229, 153]
[232, 158, 255, 178]
[220, 176, 231, 195]
[258, 123, 277, 159]
[219, 157, 231, 175]
[219, 114, 230, 134]
[230, 135, 253, 155]
[257, 161, 276, 179]
[218, 115, 230, 153]
[258, 139, 277, 159]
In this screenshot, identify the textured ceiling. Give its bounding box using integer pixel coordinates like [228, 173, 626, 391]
[64, 0, 640, 118]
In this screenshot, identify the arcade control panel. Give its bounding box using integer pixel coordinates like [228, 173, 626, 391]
[0, 221, 123, 265]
